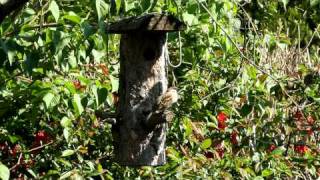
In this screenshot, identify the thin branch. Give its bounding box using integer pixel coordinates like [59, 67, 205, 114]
[300, 24, 320, 54]
[27, 141, 54, 153]
[9, 153, 23, 171]
[4, 23, 65, 37]
[233, 0, 259, 36]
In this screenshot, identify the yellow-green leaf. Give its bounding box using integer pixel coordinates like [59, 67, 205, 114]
[200, 139, 212, 149]
[49, 0, 60, 22]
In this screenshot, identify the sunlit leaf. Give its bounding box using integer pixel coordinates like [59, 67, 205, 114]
[200, 139, 212, 149]
[72, 94, 84, 116]
[0, 163, 10, 180]
[62, 149, 75, 157]
[43, 92, 55, 109]
[49, 0, 60, 22]
[261, 168, 273, 177]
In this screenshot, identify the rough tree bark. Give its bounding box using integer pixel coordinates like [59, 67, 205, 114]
[0, 0, 29, 24]
[107, 14, 185, 166]
[113, 32, 168, 165]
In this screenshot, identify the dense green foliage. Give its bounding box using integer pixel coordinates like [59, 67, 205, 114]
[1, 0, 320, 179]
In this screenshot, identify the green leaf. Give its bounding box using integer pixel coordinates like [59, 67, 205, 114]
[62, 149, 75, 157]
[253, 176, 264, 180]
[92, 49, 105, 64]
[61, 117, 72, 128]
[246, 65, 257, 79]
[261, 168, 273, 177]
[182, 13, 198, 26]
[271, 148, 285, 156]
[68, 51, 77, 68]
[43, 92, 55, 109]
[0, 163, 10, 180]
[311, 0, 320, 7]
[8, 135, 20, 143]
[63, 128, 71, 142]
[200, 139, 212, 149]
[59, 170, 74, 179]
[96, 0, 109, 20]
[183, 118, 192, 138]
[27, 169, 37, 178]
[49, 0, 60, 22]
[65, 81, 76, 94]
[63, 12, 81, 24]
[110, 75, 119, 92]
[141, 0, 151, 12]
[98, 88, 108, 105]
[72, 94, 84, 116]
[92, 85, 99, 107]
[116, 0, 122, 13]
[280, 0, 289, 10]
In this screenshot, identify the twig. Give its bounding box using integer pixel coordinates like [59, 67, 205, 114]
[27, 141, 53, 153]
[233, 0, 259, 36]
[299, 24, 320, 54]
[284, 132, 292, 156]
[17, 76, 33, 83]
[10, 153, 23, 171]
[200, 83, 233, 101]
[4, 23, 64, 37]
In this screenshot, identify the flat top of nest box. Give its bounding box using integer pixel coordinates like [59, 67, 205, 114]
[106, 13, 186, 34]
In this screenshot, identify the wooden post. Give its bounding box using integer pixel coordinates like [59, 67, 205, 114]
[106, 13, 185, 166]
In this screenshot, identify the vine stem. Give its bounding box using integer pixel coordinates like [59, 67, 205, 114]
[27, 141, 54, 153]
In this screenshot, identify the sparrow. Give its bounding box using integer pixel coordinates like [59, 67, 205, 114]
[157, 87, 179, 111]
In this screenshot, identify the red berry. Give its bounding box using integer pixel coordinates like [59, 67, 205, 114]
[307, 128, 314, 136]
[218, 121, 227, 130]
[307, 115, 315, 125]
[9, 144, 21, 157]
[216, 148, 224, 158]
[230, 131, 238, 145]
[217, 112, 228, 122]
[35, 130, 49, 142]
[294, 145, 308, 154]
[268, 144, 276, 153]
[294, 111, 303, 121]
[217, 112, 228, 130]
[215, 143, 224, 158]
[73, 80, 81, 89]
[204, 151, 214, 159]
[0, 142, 8, 151]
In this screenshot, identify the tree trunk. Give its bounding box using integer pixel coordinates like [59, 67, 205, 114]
[113, 32, 168, 166]
[0, 0, 29, 24]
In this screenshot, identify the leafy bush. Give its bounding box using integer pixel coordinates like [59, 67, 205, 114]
[1, 0, 320, 179]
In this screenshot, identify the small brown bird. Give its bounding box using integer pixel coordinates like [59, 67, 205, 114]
[157, 87, 179, 111]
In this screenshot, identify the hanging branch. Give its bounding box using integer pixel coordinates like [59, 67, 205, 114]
[0, 0, 29, 24]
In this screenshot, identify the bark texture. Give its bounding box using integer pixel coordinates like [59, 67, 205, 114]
[0, 0, 29, 24]
[113, 32, 168, 166]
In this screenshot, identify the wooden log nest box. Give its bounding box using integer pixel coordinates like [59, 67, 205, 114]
[106, 13, 185, 166]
